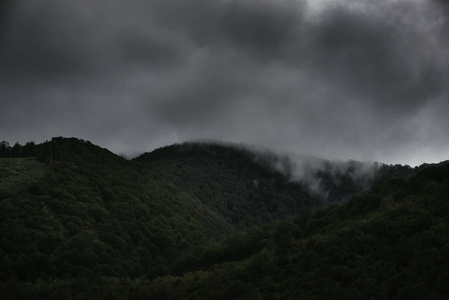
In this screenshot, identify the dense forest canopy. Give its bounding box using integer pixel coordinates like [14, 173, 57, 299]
[1, 137, 447, 299]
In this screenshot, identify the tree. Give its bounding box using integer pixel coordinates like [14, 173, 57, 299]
[22, 142, 36, 157]
[11, 142, 23, 158]
[0, 141, 10, 157]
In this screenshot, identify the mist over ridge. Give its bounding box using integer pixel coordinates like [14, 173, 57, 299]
[138, 137, 419, 204]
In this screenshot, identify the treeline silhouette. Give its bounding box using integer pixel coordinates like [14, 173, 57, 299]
[1, 137, 94, 164]
[0, 141, 37, 158]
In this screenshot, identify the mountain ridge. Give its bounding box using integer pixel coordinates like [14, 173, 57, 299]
[1, 136, 446, 298]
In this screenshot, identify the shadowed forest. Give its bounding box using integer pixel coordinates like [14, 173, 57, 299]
[1, 137, 448, 299]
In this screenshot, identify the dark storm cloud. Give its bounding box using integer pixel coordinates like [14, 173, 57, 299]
[1, 0, 448, 165]
[219, 0, 305, 57]
[121, 33, 184, 67]
[0, 1, 99, 79]
[306, 3, 447, 113]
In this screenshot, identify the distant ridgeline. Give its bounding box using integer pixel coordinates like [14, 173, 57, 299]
[0, 138, 95, 163]
[134, 141, 419, 205]
[2, 137, 446, 299]
[0, 138, 108, 165]
[0, 137, 420, 206]
[0, 140, 37, 158]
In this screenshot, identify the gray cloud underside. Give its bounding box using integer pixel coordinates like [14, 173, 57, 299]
[1, 0, 448, 165]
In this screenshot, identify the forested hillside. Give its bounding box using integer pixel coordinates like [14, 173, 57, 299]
[139, 161, 449, 299]
[134, 143, 320, 228]
[0, 137, 438, 299]
[134, 142, 417, 210]
[1, 138, 239, 283]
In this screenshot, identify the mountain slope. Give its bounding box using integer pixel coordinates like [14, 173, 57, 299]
[134, 142, 418, 223]
[134, 142, 321, 228]
[0, 137, 432, 299]
[0, 138, 238, 282]
[119, 160, 449, 299]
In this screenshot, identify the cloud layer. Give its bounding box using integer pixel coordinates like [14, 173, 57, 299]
[1, 0, 448, 165]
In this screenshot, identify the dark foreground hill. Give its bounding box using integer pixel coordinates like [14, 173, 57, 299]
[141, 161, 449, 300]
[1, 138, 241, 283]
[0, 137, 440, 299]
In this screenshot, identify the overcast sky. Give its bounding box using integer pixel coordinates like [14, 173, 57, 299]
[1, 0, 448, 165]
